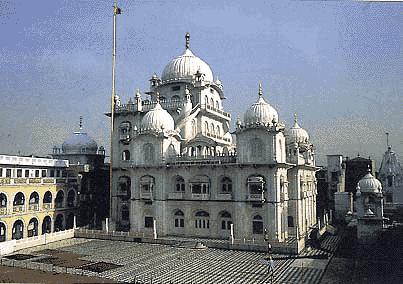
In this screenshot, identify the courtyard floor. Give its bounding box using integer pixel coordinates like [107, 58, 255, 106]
[0, 234, 342, 284]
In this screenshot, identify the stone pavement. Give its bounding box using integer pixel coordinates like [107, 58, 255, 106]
[2, 233, 342, 283]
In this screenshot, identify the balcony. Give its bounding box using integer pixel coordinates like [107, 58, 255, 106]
[191, 193, 210, 200]
[42, 203, 52, 210]
[204, 104, 231, 120]
[216, 193, 233, 201]
[0, 207, 7, 215]
[168, 192, 185, 200]
[28, 204, 39, 211]
[13, 205, 25, 213]
[168, 154, 237, 166]
[247, 194, 264, 202]
[140, 191, 153, 200]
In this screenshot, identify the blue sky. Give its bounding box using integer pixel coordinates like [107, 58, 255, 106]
[0, 0, 401, 166]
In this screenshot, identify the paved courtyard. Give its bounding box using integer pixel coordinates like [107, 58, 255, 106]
[1, 234, 341, 283]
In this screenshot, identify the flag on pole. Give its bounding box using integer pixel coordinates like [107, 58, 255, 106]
[114, 6, 122, 15]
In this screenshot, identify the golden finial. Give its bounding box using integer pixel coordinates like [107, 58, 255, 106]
[258, 83, 263, 97]
[185, 32, 190, 49]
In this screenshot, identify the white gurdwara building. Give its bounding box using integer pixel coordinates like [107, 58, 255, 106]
[110, 34, 317, 248]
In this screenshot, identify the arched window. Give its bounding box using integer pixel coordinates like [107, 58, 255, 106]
[55, 191, 64, 208]
[143, 143, 155, 163]
[252, 215, 263, 234]
[29, 192, 39, 204]
[216, 125, 220, 137]
[67, 190, 76, 207]
[0, 222, 6, 242]
[288, 216, 294, 227]
[121, 206, 129, 221]
[12, 220, 24, 240]
[210, 123, 215, 135]
[122, 150, 131, 161]
[140, 175, 154, 199]
[175, 176, 185, 192]
[247, 175, 265, 195]
[220, 177, 232, 193]
[195, 211, 210, 229]
[43, 191, 52, 204]
[167, 144, 177, 157]
[174, 210, 185, 228]
[54, 214, 64, 231]
[190, 176, 210, 195]
[249, 138, 263, 160]
[42, 216, 52, 234]
[13, 192, 25, 206]
[210, 98, 214, 107]
[27, 218, 38, 237]
[120, 121, 131, 135]
[0, 193, 7, 208]
[220, 211, 232, 230]
[205, 95, 208, 106]
[215, 100, 219, 110]
[118, 176, 131, 200]
[204, 121, 209, 134]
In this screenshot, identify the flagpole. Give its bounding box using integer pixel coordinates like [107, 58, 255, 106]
[109, 0, 118, 230]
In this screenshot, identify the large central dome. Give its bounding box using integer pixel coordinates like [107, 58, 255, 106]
[161, 33, 213, 82]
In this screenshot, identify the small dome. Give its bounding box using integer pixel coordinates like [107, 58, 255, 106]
[287, 114, 309, 144]
[141, 102, 175, 132]
[243, 84, 278, 126]
[356, 172, 382, 193]
[161, 48, 213, 82]
[62, 132, 98, 154]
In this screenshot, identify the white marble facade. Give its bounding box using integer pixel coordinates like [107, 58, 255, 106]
[110, 34, 317, 243]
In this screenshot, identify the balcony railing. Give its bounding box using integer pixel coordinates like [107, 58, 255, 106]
[204, 104, 231, 119]
[247, 194, 263, 202]
[140, 191, 153, 200]
[28, 204, 39, 211]
[0, 207, 7, 215]
[13, 205, 25, 213]
[42, 203, 52, 210]
[216, 193, 233, 201]
[168, 192, 185, 199]
[0, 177, 58, 185]
[168, 154, 237, 166]
[191, 193, 210, 200]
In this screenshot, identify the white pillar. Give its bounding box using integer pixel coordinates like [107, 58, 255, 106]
[106, 218, 109, 232]
[230, 223, 234, 245]
[153, 219, 157, 239]
[73, 215, 77, 229]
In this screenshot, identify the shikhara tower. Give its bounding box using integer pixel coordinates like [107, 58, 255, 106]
[109, 34, 317, 252]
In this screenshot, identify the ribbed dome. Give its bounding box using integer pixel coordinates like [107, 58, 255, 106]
[356, 172, 382, 193]
[62, 132, 98, 154]
[161, 48, 213, 82]
[243, 85, 278, 126]
[141, 102, 175, 132]
[288, 115, 309, 144]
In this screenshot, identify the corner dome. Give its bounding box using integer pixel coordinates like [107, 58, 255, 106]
[356, 172, 382, 194]
[287, 114, 309, 144]
[141, 102, 175, 132]
[161, 33, 213, 82]
[62, 132, 98, 154]
[243, 84, 278, 126]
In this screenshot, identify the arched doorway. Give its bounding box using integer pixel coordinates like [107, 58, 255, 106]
[66, 213, 75, 229]
[28, 192, 39, 211]
[12, 220, 24, 240]
[55, 191, 64, 208]
[42, 216, 52, 234]
[27, 218, 39, 237]
[43, 191, 52, 209]
[219, 211, 232, 238]
[0, 222, 6, 242]
[67, 190, 75, 207]
[54, 214, 64, 231]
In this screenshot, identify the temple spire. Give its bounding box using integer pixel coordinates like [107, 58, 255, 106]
[258, 83, 263, 97]
[79, 116, 83, 130]
[185, 32, 190, 49]
[386, 132, 391, 149]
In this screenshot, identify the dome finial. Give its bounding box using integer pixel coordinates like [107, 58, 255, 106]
[79, 116, 83, 131]
[258, 83, 263, 97]
[185, 32, 190, 49]
[294, 113, 298, 124]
